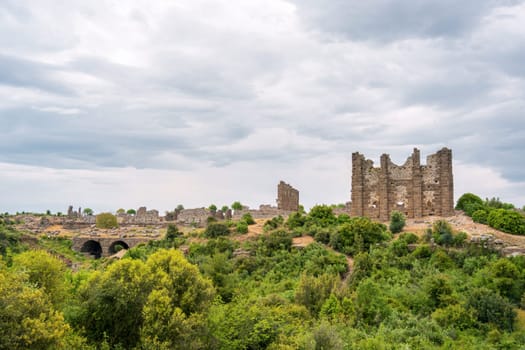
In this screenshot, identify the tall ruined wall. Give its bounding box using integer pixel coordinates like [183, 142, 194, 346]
[277, 181, 299, 212]
[351, 148, 454, 220]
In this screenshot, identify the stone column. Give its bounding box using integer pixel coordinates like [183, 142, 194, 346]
[379, 154, 390, 221]
[411, 148, 423, 218]
[439, 148, 454, 216]
[351, 153, 365, 217]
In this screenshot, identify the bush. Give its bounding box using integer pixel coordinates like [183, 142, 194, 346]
[263, 216, 284, 232]
[456, 193, 484, 212]
[472, 209, 488, 224]
[464, 202, 486, 217]
[286, 212, 306, 229]
[96, 213, 118, 229]
[487, 209, 525, 235]
[432, 220, 454, 246]
[204, 223, 230, 238]
[241, 213, 255, 225]
[307, 205, 337, 226]
[166, 224, 181, 241]
[398, 232, 419, 244]
[467, 287, 516, 331]
[330, 217, 390, 255]
[313, 227, 332, 245]
[259, 230, 292, 254]
[236, 221, 248, 234]
[389, 210, 406, 233]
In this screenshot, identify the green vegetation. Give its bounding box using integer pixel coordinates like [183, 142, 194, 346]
[389, 210, 406, 233]
[231, 201, 243, 211]
[95, 212, 118, 229]
[127, 208, 136, 215]
[2, 203, 525, 349]
[204, 222, 231, 238]
[456, 192, 525, 235]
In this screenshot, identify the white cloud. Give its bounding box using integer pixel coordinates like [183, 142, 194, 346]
[0, 0, 524, 212]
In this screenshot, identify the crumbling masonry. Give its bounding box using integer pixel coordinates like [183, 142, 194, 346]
[351, 148, 454, 220]
[277, 181, 299, 212]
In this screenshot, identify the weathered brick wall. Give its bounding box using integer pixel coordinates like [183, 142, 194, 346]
[277, 181, 299, 212]
[351, 147, 454, 220]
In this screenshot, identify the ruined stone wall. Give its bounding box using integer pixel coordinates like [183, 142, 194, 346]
[351, 148, 454, 220]
[176, 208, 210, 227]
[118, 207, 161, 225]
[277, 181, 299, 212]
[232, 204, 294, 220]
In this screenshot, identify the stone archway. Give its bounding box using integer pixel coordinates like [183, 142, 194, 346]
[80, 240, 103, 259]
[108, 240, 130, 255]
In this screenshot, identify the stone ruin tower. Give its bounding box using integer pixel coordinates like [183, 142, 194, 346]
[351, 147, 454, 220]
[277, 181, 299, 212]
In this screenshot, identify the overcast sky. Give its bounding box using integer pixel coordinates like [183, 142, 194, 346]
[1, 0, 524, 214]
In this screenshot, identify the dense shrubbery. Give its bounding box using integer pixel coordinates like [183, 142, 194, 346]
[3, 208, 525, 349]
[456, 192, 525, 235]
[204, 222, 231, 238]
[487, 209, 525, 235]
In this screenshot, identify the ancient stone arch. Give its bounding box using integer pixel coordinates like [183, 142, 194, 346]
[80, 240, 103, 259]
[108, 240, 130, 255]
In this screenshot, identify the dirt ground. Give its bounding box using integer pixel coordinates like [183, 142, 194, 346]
[403, 211, 525, 248]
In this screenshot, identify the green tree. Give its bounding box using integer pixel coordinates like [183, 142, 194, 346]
[204, 223, 230, 238]
[467, 287, 516, 331]
[127, 208, 137, 215]
[330, 217, 390, 255]
[12, 250, 67, 307]
[389, 210, 406, 233]
[209, 204, 217, 212]
[146, 249, 215, 314]
[221, 205, 229, 213]
[116, 208, 125, 214]
[82, 208, 93, 216]
[95, 212, 118, 229]
[140, 250, 215, 349]
[176, 204, 184, 211]
[431, 304, 476, 330]
[231, 201, 243, 211]
[456, 193, 484, 211]
[166, 224, 181, 241]
[295, 273, 337, 315]
[0, 265, 76, 350]
[73, 259, 150, 348]
[355, 279, 390, 326]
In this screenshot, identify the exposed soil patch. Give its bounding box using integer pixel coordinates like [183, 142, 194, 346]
[401, 211, 525, 248]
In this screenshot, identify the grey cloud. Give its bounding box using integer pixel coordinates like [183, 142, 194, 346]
[290, 0, 523, 41]
[0, 54, 74, 95]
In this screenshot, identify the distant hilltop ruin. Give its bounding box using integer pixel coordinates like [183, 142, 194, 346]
[351, 147, 454, 220]
[19, 180, 301, 231]
[277, 181, 299, 212]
